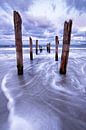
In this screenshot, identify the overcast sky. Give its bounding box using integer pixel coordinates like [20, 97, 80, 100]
[0, 0, 86, 45]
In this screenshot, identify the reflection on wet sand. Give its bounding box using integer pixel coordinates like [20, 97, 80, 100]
[1, 48, 86, 130]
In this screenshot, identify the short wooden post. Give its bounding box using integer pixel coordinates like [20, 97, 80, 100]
[59, 20, 72, 74]
[29, 37, 33, 60]
[39, 45, 42, 53]
[48, 43, 51, 53]
[13, 11, 23, 75]
[55, 36, 59, 61]
[36, 40, 38, 55]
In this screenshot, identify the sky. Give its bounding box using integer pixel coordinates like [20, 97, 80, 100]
[0, 0, 86, 45]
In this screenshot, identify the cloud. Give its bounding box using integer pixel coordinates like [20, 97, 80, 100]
[21, 0, 67, 43]
[0, 0, 86, 46]
[65, 0, 86, 13]
[0, 0, 66, 43]
[23, 14, 56, 40]
[0, 0, 33, 12]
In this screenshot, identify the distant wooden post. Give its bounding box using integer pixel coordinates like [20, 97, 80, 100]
[59, 20, 72, 74]
[36, 40, 38, 55]
[13, 11, 23, 75]
[48, 43, 51, 53]
[55, 36, 59, 61]
[39, 45, 42, 53]
[29, 37, 33, 60]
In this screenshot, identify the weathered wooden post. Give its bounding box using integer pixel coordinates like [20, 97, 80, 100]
[36, 40, 38, 55]
[59, 19, 72, 74]
[13, 11, 23, 75]
[29, 37, 33, 60]
[55, 36, 59, 61]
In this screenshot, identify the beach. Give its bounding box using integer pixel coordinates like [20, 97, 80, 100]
[0, 47, 86, 130]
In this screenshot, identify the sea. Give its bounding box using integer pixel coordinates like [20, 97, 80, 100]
[0, 42, 86, 130]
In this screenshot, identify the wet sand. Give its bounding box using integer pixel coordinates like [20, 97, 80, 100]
[0, 48, 86, 130]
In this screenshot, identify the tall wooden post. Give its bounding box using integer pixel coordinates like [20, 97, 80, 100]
[55, 36, 59, 61]
[13, 11, 23, 75]
[59, 20, 72, 74]
[36, 40, 38, 55]
[29, 37, 33, 60]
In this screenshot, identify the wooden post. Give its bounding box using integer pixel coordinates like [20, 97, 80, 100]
[39, 45, 42, 53]
[36, 40, 38, 55]
[13, 11, 23, 75]
[55, 36, 59, 61]
[29, 37, 33, 60]
[48, 43, 50, 53]
[59, 20, 72, 74]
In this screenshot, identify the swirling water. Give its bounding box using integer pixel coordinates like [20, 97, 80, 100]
[1, 48, 86, 130]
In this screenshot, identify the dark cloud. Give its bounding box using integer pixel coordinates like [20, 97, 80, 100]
[65, 0, 86, 12]
[0, 27, 13, 36]
[0, 20, 13, 36]
[23, 15, 56, 40]
[0, 0, 34, 41]
[0, 0, 33, 12]
[73, 31, 86, 37]
[23, 15, 55, 29]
